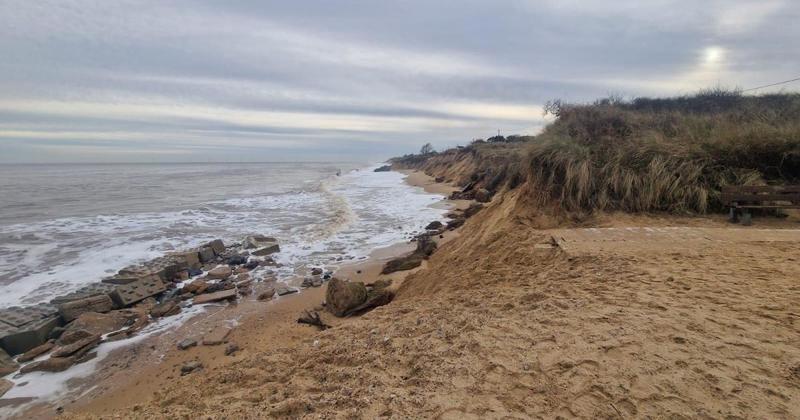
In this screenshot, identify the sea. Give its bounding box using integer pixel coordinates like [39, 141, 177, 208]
[0, 162, 448, 309]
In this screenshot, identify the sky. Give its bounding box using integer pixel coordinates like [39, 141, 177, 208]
[0, 0, 798, 163]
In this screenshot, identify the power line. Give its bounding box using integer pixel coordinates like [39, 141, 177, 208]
[742, 76, 800, 92]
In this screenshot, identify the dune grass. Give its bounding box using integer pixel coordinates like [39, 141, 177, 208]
[527, 89, 800, 213]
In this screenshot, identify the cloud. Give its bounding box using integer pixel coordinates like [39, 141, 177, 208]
[0, 0, 798, 162]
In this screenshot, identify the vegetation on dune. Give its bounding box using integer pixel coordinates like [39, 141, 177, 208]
[394, 89, 800, 215]
[530, 89, 800, 213]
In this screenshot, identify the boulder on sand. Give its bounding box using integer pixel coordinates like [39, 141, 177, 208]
[58, 311, 139, 345]
[325, 278, 367, 317]
[150, 300, 181, 318]
[425, 221, 443, 231]
[20, 356, 77, 374]
[474, 188, 492, 203]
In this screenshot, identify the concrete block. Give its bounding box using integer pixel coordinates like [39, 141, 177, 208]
[50, 283, 117, 305]
[58, 294, 114, 322]
[198, 247, 216, 263]
[192, 289, 237, 305]
[169, 250, 201, 269]
[252, 243, 280, 256]
[204, 239, 226, 255]
[0, 316, 61, 355]
[110, 276, 167, 307]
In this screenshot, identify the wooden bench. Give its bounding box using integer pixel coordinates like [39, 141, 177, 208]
[720, 185, 800, 225]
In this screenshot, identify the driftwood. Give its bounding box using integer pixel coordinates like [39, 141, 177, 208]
[297, 310, 330, 330]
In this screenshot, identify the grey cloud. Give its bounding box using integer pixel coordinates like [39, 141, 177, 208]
[0, 0, 798, 162]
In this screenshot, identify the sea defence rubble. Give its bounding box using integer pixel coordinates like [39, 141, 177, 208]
[0, 235, 287, 379]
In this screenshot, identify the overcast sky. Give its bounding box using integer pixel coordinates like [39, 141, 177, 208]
[1, 0, 798, 163]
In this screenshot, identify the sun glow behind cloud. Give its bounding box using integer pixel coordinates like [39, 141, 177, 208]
[0, 0, 797, 162]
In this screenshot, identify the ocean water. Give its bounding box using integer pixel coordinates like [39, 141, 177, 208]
[0, 162, 448, 309]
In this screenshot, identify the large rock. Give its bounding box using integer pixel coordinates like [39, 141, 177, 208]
[374, 165, 391, 172]
[58, 294, 114, 322]
[325, 278, 368, 317]
[150, 300, 181, 318]
[198, 247, 216, 263]
[204, 239, 226, 255]
[193, 289, 237, 305]
[17, 340, 55, 363]
[343, 288, 394, 317]
[51, 334, 100, 358]
[58, 311, 136, 345]
[20, 356, 77, 373]
[207, 266, 232, 280]
[183, 279, 209, 294]
[252, 244, 280, 256]
[474, 188, 492, 203]
[243, 234, 278, 249]
[425, 221, 443, 231]
[0, 379, 12, 398]
[0, 348, 18, 376]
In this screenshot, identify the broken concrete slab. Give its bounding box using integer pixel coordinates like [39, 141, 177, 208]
[109, 275, 167, 307]
[17, 340, 55, 363]
[0, 315, 61, 356]
[0, 348, 18, 376]
[20, 356, 76, 374]
[252, 243, 280, 256]
[275, 285, 298, 296]
[51, 334, 101, 358]
[202, 326, 232, 346]
[193, 289, 237, 305]
[149, 300, 181, 318]
[58, 294, 114, 322]
[168, 250, 201, 269]
[198, 247, 216, 263]
[177, 338, 197, 350]
[204, 239, 226, 255]
[50, 283, 117, 305]
[0, 378, 12, 398]
[207, 266, 232, 280]
[244, 234, 278, 249]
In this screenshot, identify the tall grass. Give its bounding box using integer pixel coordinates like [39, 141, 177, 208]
[527, 90, 800, 213]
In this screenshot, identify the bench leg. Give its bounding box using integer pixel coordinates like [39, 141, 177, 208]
[742, 210, 752, 226]
[728, 207, 738, 223]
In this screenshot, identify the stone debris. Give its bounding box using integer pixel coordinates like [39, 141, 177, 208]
[252, 244, 281, 256]
[17, 340, 55, 363]
[257, 288, 276, 301]
[110, 276, 167, 307]
[149, 300, 181, 318]
[193, 289, 238, 305]
[0, 348, 19, 375]
[207, 266, 232, 280]
[181, 360, 202, 375]
[51, 334, 101, 358]
[224, 342, 240, 356]
[0, 378, 12, 398]
[20, 355, 77, 374]
[202, 326, 232, 346]
[326, 277, 394, 317]
[276, 285, 298, 296]
[58, 294, 114, 322]
[3, 236, 285, 373]
[177, 338, 197, 350]
[244, 234, 277, 249]
[0, 304, 61, 355]
[204, 239, 226, 255]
